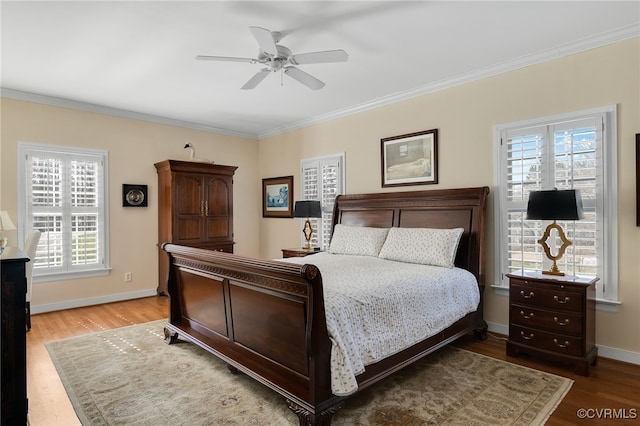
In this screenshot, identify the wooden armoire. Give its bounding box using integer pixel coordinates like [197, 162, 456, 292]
[155, 160, 237, 295]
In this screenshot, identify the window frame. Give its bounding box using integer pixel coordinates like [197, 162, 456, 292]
[493, 105, 618, 306]
[17, 142, 111, 282]
[299, 153, 345, 250]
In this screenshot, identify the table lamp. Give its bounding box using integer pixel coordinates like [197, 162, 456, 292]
[526, 189, 584, 276]
[293, 200, 322, 251]
[0, 211, 17, 252]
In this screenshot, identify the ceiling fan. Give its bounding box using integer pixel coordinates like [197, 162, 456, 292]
[196, 26, 348, 90]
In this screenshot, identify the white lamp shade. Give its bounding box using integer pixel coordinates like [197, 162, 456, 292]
[0, 211, 17, 231]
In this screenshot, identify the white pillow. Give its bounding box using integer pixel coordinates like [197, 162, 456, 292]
[328, 224, 390, 257]
[378, 227, 464, 268]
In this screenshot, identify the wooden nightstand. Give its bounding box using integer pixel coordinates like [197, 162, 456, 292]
[506, 271, 598, 376]
[281, 247, 321, 258]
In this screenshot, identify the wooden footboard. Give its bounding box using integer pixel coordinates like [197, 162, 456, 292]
[162, 186, 489, 425]
[162, 244, 343, 423]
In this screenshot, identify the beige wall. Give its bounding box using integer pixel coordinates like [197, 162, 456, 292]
[0, 99, 260, 310]
[258, 38, 640, 357]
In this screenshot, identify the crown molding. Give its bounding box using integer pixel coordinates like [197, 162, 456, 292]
[257, 24, 639, 139]
[0, 88, 258, 140]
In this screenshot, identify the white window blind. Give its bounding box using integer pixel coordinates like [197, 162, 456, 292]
[495, 107, 617, 302]
[300, 153, 345, 250]
[18, 143, 110, 280]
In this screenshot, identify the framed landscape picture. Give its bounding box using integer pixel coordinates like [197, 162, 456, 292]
[262, 176, 293, 218]
[381, 129, 438, 187]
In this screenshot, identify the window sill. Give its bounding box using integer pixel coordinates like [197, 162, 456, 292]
[34, 267, 112, 283]
[491, 285, 509, 298]
[594, 297, 622, 313]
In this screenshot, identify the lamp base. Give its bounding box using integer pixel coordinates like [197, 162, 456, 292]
[538, 220, 571, 277]
[542, 266, 565, 276]
[302, 219, 315, 251]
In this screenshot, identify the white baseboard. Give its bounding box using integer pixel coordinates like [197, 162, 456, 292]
[486, 321, 640, 366]
[30, 289, 159, 315]
[594, 344, 640, 365]
[487, 321, 509, 336]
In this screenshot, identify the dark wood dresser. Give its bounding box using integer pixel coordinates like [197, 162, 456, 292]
[1, 247, 29, 425]
[155, 160, 238, 295]
[506, 271, 598, 376]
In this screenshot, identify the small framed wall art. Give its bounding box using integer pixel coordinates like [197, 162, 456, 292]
[123, 184, 148, 207]
[262, 176, 293, 218]
[381, 128, 438, 187]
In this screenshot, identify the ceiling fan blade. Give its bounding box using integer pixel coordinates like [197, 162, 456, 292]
[241, 69, 271, 90]
[249, 26, 278, 56]
[196, 55, 256, 63]
[290, 49, 348, 65]
[284, 66, 325, 90]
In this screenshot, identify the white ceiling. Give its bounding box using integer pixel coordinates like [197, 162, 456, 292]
[2, 1, 639, 139]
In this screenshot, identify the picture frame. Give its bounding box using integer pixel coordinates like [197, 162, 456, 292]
[636, 133, 639, 226]
[122, 184, 148, 207]
[381, 129, 438, 187]
[262, 176, 294, 218]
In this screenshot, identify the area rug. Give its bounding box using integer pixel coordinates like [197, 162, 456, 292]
[46, 320, 572, 425]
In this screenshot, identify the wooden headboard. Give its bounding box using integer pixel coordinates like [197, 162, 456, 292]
[331, 186, 489, 285]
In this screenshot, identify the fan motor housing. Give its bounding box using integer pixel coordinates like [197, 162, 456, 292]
[259, 45, 292, 70]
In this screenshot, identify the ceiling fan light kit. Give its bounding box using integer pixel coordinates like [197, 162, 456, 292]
[196, 26, 348, 90]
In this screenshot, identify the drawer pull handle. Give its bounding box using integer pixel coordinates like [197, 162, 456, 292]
[554, 295, 570, 304]
[520, 291, 535, 299]
[519, 311, 534, 320]
[553, 339, 570, 348]
[520, 331, 534, 340]
[553, 317, 570, 326]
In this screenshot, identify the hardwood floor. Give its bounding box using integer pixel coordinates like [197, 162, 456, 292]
[26, 296, 168, 426]
[27, 296, 640, 425]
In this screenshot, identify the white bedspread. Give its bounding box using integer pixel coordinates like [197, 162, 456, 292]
[282, 252, 480, 396]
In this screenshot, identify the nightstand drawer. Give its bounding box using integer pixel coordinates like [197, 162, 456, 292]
[510, 282, 583, 313]
[510, 325, 583, 357]
[510, 304, 583, 335]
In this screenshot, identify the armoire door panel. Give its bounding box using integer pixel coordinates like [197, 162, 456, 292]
[176, 218, 203, 242]
[176, 174, 203, 215]
[206, 218, 230, 239]
[206, 178, 230, 216]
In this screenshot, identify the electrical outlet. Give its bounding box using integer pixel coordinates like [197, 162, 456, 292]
[124, 272, 132, 282]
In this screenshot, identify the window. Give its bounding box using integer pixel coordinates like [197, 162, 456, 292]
[300, 153, 345, 250]
[494, 106, 617, 303]
[18, 143, 110, 281]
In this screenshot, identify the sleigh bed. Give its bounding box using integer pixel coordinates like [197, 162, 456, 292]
[162, 186, 489, 425]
